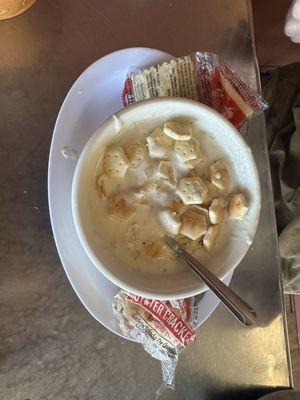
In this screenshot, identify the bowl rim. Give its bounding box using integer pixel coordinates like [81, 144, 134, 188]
[71, 96, 261, 300]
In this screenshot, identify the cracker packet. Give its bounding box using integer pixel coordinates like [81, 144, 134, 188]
[112, 291, 199, 396]
[122, 51, 268, 129]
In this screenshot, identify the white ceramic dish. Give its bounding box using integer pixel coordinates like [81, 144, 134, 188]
[72, 97, 261, 300]
[48, 47, 234, 338]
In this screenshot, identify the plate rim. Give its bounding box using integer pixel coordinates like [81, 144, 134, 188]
[48, 47, 174, 338]
[47, 47, 234, 337]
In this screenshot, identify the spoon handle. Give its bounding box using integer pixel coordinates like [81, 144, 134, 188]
[180, 248, 257, 326]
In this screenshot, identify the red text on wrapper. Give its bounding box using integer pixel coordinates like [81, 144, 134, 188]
[126, 293, 196, 346]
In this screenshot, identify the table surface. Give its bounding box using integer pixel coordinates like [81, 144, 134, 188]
[0, 1, 292, 399]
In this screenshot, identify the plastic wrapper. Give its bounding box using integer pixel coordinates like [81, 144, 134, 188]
[122, 51, 268, 129]
[112, 291, 199, 395]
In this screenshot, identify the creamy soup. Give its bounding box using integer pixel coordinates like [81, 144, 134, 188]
[86, 120, 249, 276]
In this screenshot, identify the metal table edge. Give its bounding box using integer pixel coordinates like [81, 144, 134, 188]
[247, 0, 293, 389]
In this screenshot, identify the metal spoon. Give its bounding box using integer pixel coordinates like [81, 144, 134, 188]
[164, 236, 257, 326]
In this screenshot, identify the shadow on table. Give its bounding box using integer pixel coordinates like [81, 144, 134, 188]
[218, 386, 293, 400]
[162, 385, 292, 400]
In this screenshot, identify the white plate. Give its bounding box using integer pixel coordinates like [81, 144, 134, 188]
[48, 47, 232, 338]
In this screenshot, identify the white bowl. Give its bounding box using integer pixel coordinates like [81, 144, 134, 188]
[72, 97, 261, 300]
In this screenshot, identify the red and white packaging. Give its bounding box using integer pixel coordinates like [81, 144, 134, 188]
[126, 293, 196, 346]
[122, 51, 268, 129]
[112, 290, 199, 394]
